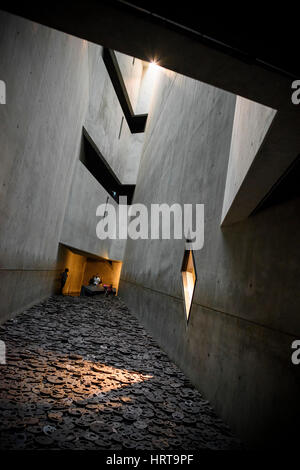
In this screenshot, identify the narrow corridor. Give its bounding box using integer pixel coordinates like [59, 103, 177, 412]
[0, 296, 241, 450]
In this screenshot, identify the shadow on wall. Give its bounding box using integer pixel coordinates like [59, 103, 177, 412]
[57, 244, 122, 295]
[218, 197, 300, 447]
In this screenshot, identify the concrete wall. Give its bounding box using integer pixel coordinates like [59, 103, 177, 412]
[221, 96, 277, 224]
[0, 12, 144, 322]
[85, 44, 144, 185]
[115, 51, 156, 116]
[0, 11, 89, 322]
[135, 63, 158, 115]
[115, 51, 143, 113]
[119, 68, 300, 447]
[59, 158, 126, 262]
[60, 46, 151, 261]
[61, 44, 146, 261]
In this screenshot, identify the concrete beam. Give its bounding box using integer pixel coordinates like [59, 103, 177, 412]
[221, 105, 300, 225]
[1, 2, 297, 110]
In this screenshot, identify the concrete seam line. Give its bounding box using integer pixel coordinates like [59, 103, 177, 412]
[0, 294, 52, 326]
[120, 278, 297, 339]
[0, 268, 62, 272]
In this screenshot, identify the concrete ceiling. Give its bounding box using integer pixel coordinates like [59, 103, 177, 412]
[1, 1, 298, 109]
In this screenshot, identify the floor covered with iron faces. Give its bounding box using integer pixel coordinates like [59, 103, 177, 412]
[0, 295, 241, 450]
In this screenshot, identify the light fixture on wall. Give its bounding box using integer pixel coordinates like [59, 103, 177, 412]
[181, 249, 197, 322]
[149, 59, 159, 70]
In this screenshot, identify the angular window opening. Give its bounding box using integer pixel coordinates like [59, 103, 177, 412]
[81, 129, 135, 204]
[181, 249, 197, 322]
[102, 48, 148, 133]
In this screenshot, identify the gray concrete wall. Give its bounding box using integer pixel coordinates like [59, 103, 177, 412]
[0, 12, 143, 322]
[115, 51, 143, 113]
[61, 43, 145, 259]
[221, 97, 277, 224]
[0, 11, 89, 323]
[60, 45, 151, 261]
[114, 51, 155, 116]
[85, 44, 144, 185]
[135, 62, 157, 115]
[119, 67, 300, 447]
[60, 158, 126, 261]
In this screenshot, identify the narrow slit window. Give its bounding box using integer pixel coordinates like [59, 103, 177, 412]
[181, 249, 197, 322]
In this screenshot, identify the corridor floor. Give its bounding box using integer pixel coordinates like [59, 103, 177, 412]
[0, 295, 241, 450]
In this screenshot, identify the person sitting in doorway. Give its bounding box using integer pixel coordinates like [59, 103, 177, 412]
[93, 274, 101, 286]
[88, 274, 102, 286]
